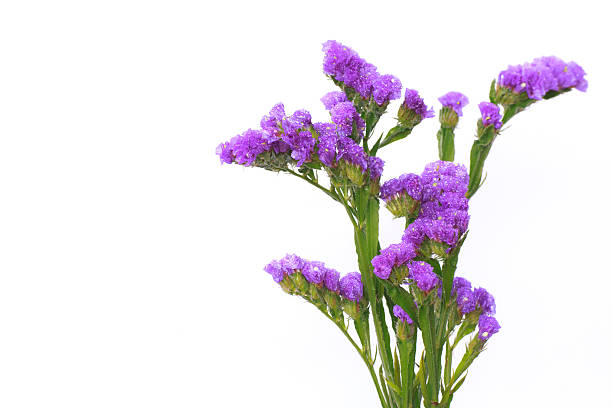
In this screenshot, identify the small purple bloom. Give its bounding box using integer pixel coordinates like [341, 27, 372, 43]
[264, 260, 285, 283]
[456, 288, 477, 314]
[438, 92, 469, 116]
[302, 261, 326, 285]
[330, 101, 365, 140]
[380, 173, 422, 201]
[260, 103, 286, 135]
[321, 91, 348, 111]
[280, 254, 304, 272]
[215, 141, 233, 164]
[368, 156, 384, 180]
[474, 287, 496, 315]
[393, 305, 413, 324]
[230, 129, 270, 166]
[452, 277, 471, 296]
[403, 89, 434, 119]
[313, 122, 338, 167]
[478, 102, 502, 129]
[339, 272, 363, 301]
[478, 315, 501, 341]
[408, 261, 440, 293]
[324, 268, 340, 292]
[372, 74, 403, 106]
[337, 136, 368, 172]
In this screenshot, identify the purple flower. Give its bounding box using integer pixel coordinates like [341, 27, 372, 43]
[264, 260, 285, 283]
[229, 129, 270, 166]
[330, 101, 365, 140]
[339, 272, 363, 301]
[372, 74, 403, 106]
[478, 102, 502, 129]
[478, 315, 500, 341]
[280, 254, 304, 272]
[302, 261, 326, 285]
[288, 130, 316, 166]
[372, 242, 416, 279]
[322, 40, 359, 82]
[456, 288, 477, 314]
[452, 277, 471, 296]
[421, 160, 469, 200]
[402, 219, 426, 247]
[368, 156, 384, 180]
[215, 141, 233, 164]
[380, 173, 422, 201]
[324, 268, 340, 292]
[337, 136, 368, 172]
[474, 287, 496, 315]
[321, 91, 348, 111]
[438, 92, 469, 116]
[408, 261, 440, 293]
[498, 56, 587, 100]
[314, 122, 338, 167]
[260, 103, 286, 135]
[393, 305, 413, 324]
[402, 89, 434, 119]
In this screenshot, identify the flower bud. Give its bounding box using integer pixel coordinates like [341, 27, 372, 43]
[342, 299, 361, 320]
[438, 106, 459, 128]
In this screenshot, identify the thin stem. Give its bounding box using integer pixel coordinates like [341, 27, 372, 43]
[317, 308, 389, 408]
[284, 168, 337, 201]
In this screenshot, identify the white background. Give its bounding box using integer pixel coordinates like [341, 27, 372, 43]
[1, 1, 611, 407]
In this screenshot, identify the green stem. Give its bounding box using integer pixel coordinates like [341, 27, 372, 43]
[317, 307, 389, 408]
[398, 337, 416, 408]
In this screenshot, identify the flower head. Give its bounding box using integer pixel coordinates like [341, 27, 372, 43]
[324, 268, 340, 292]
[401, 89, 435, 122]
[478, 102, 502, 129]
[474, 287, 496, 315]
[302, 261, 326, 285]
[372, 74, 403, 106]
[368, 156, 385, 181]
[478, 315, 501, 341]
[339, 272, 363, 301]
[408, 261, 440, 293]
[438, 92, 469, 116]
[456, 287, 477, 314]
[321, 91, 348, 111]
[393, 305, 414, 324]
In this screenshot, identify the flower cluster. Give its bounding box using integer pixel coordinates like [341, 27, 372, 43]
[438, 91, 469, 128]
[322, 40, 402, 106]
[498, 56, 588, 100]
[264, 255, 364, 316]
[372, 241, 416, 281]
[379, 173, 422, 218]
[402, 161, 470, 256]
[451, 276, 500, 341]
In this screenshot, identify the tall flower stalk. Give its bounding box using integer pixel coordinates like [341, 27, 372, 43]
[216, 41, 587, 407]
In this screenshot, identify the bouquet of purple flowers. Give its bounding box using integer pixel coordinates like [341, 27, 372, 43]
[216, 41, 587, 408]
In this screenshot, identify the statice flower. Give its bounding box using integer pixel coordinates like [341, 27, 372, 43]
[408, 261, 440, 293]
[372, 74, 403, 106]
[371, 241, 416, 280]
[337, 136, 369, 185]
[498, 56, 587, 100]
[474, 287, 496, 315]
[456, 287, 477, 314]
[321, 91, 348, 111]
[302, 261, 327, 285]
[421, 160, 469, 200]
[221, 129, 270, 166]
[264, 259, 285, 283]
[452, 277, 472, 296]
[380, 173, 422, 201]
[478, 315, 501, 341]
[313, 122, 338, 167]
[439, 92, 469, 116]
[215, 141, 233, 164]
[280, 253, 305, 271]
[260, 103, 285, 135]
[478, 102, 502, 129]
[339, 272, 363, 301]
[324, 268, 340, 292]
[322, 40, 402, 104]
[330, 101, 365, 140]
[368, 156, 384, 181]
[402, 89, 434, 120]
[393, 305, 414, 324]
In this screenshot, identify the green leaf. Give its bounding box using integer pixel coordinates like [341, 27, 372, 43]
[420, 305, 438, 403]
[489, 79, 497, 104]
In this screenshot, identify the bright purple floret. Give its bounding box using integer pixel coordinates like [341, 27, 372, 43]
[372, 242, 417, 279]
[264, 260, 285, 283]
[229, 129, 270, 166]
[474, 287, 496, 315]
[403, 89, 435, 119]
[260, 103, 286, 135]
[339, 272, 363, 301]
[324, 268, 340, 292]
[330, 101, 365, 140]
[438, 92, 469, 116]
[408, 261, 440, 293]
[478, 315, 501, 341]
[337, 136, 368, 172]
[372, 74, 403, 106]
[368, 156, 384, 180]
[321, 91, 348, 111]
[498, 56, 588, 100]
[393, 305, 413, 324]
[302, 261, 327, 285]
[478, 102, 502, 129]
[216, 141, 233, 164]
[280, 253, 305, 272]
[456, 287, 477, 314]
[380, 173, 422, 201]
[452, 277, 472, 296]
